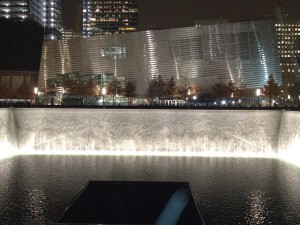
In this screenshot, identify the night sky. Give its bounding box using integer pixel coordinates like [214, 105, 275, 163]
[62, 0, 300, 30]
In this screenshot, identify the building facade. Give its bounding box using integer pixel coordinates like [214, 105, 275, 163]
[0, 19, 44, 100]
[275, 21, 300, 88]
[61, 28, 82, 40]
[82, 0, 138, 37]
[39, 19, 282, 100]
[43, 0, 62, 40]
[0, 0, 62, 40]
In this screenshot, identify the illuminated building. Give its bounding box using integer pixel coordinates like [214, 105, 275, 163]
[82, 0, 138, 37]
[0, 0, 44, 24]
[0, 0, 62, 40]
[39, 19, 282, 99]
[43, 0, 62, 40]
[275, 21, 300, 88]
[62, 28, 82, 40]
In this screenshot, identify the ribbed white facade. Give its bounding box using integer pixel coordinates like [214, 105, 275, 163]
[39, 19, 282, 97]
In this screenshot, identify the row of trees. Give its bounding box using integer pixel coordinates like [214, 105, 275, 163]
[44, 75, 201, 105]
[211, 75, 300, 106]
[148, 75, 201, 102]
[1, 74, 299, 107]
[45, 78, 136, 105]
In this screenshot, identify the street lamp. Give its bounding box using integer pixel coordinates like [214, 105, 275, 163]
[33, 87, 38, 105]
[256, 88, 261, 107]
[102, 87, 106, 107]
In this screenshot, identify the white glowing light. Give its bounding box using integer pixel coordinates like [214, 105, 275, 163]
[256, 89, 261, 96]
[8, 149, 278, 159]
[278, 138, 300, 167]
[0, 148, 299, 168]
[1, 113, 300, 168]
[0, 143, 18, 161]
[34, 87, 38, 95]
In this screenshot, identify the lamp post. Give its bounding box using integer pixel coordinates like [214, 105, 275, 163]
[286, 94, 290, 108]
[102, 87, 106, 107]
[187, 89, 191, 106]
[256, 88, 261, 107]
[33, 87, 38, 105]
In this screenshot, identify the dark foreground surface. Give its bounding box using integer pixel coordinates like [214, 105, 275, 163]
[0, 155, 300, 225]
[57, 181, 204, 225]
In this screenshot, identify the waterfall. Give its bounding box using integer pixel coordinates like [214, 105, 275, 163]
[0, 108, 299, 166]
[277, 111, 300, 166]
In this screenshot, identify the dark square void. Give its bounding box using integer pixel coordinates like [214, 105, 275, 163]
[56, 181, 204, 225]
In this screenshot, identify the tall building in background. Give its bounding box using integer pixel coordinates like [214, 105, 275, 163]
[275, 21, 300, 88]
[82, 0, 138, 37]
[274, 0, 300, 103]
[0, 0, 44, 25]
[0, 19, 44, 100]
[61, 28, 81, 39]
[43, 0, 62, 40]
[0, 0, 62, 40]
[0, 0, 61, 102]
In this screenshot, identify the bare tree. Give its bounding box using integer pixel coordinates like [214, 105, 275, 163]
[211, 82, 231, 99]
[189, 84, 201, 96]
[87, 80, 100, 96]
[107, 77, 122, 105]
[288, 80, 300, 106]
[177, 77, 190, 100]
[124, 80, 136, 105]
[166, 76, 177, 97]
[263, 75, 280, 106]
[72, 81, 89, 97]
[148, 75, 166, 103]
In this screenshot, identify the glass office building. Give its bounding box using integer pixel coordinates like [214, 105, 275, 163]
[39, 19, 282, 98]
[83, 0, 138, 37]
[0, 0, 43, 24]
[43, 0, 62, 40]
[275, 21, 300, 88]
[0, 0, 62, 40]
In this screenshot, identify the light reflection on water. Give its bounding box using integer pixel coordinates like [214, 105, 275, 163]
[0, 155, 299, 225]
[244, 190, 271, 225]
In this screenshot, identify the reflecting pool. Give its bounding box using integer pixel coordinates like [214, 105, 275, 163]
[0, 155, 299, 224]
[0, 108, 300, 224]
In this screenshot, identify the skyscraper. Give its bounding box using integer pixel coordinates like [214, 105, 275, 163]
[0, 0, 61, 102]
[0, 0, 43, 25]
[275, 21, 300, 88]
[0, 0, 62, 40]
[0, 19, 44, 100]
[43, 0, 62, 40]
[82, 0, 138, 37]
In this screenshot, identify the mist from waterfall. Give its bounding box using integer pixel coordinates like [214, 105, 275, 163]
[0, 108, 299, 166]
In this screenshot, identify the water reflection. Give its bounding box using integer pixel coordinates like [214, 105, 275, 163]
[28, 189, 47, 224]
[244, 190, 271, 225]
[0, 156, 299, 224]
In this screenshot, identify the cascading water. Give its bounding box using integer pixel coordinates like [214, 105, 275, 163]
[278, 111, 300, 166]
[0, 108, 299, 166]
